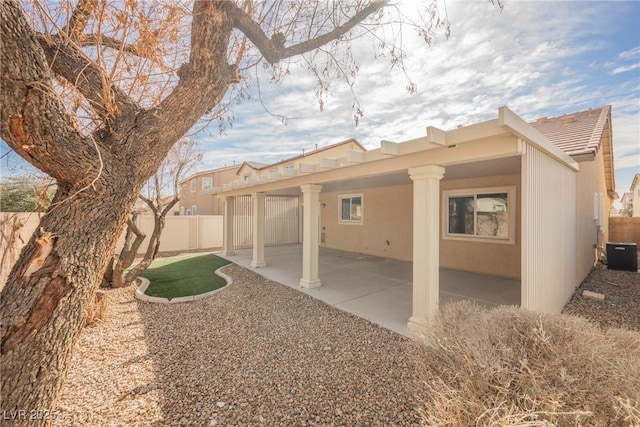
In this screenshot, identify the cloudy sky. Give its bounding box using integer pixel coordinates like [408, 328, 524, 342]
[1, 1, 638, 205]
[191, 0, 639, 205]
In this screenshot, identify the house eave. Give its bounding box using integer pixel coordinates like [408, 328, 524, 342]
[215, 107, 583, 198]
[498, 106, 580, 172]
[570, 152, 596, 162]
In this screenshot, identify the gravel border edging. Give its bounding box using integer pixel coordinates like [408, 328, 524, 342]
[134, 264, 234, 304]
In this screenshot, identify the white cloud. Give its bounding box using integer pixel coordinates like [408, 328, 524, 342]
[612, 63, 640, 75]
[619, 46, 640, 59]
[193, 0, 639, 197]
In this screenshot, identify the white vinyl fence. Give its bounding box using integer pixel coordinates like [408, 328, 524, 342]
[233, 195, 300, 248]
[1, 198, 300, 288]
[122, 214, 224, 253]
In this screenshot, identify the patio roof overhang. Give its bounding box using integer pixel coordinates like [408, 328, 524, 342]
[214, 106, 579, 198]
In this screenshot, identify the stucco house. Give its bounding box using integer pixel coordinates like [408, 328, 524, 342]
[620, 192, 633, 216]
[235, 138, 366, 182]
[179, 165, 241, 215]
[178, 139, 366, 216]
[631, 174, 640, 217]
[215, 105, 616, 336]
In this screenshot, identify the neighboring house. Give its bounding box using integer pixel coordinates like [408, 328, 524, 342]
[178, 140, 365, 215]
[215, 105, 616, 337]
[631, 174, 640, 217]
[233, 138, 366, 183]
[620, 191, 633, 217]
[179, 165, 240, 215]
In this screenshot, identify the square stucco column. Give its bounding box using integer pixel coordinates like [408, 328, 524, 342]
[407, 164, 445, 337]
[222, 196, 235, 256]
[251, 192, 267, 268]
[300, 184, 322, 288]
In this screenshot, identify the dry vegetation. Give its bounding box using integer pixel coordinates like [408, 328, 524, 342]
[415, 301, 640, 427]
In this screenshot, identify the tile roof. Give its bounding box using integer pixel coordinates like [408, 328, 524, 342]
[530, 105, 611, 156]
[244, 161, 269, 169]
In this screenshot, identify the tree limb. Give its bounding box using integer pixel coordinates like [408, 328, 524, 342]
[111, 215, 146, 288]
[62, 0, 96, 38]
[226, 1, 389, 63]
[36, 33, 140, 121]
[161, 197, 179, 217]
[144, 1, 235, 160]
[0, 0, 106, 184]
[78, 34, 157, 61]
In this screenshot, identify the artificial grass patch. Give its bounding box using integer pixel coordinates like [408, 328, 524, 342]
[140, 254, 231, 299]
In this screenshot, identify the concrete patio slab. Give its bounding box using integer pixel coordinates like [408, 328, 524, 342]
[218, 244, 520, 336]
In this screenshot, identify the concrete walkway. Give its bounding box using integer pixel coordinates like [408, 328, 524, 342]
[218, 244, 520, 336]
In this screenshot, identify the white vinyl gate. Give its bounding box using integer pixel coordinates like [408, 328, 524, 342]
[233, 195, 299, 249]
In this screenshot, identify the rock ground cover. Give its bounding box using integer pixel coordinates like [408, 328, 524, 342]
[56, 264, 423, 426]
[562, 265, 640, 332]
[55, 263, 639, 426]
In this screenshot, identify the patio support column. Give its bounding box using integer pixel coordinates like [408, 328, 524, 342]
[408, 164, 445, 337]
[300, 184, 322, 288]
[222, 196, 235, 256]
[251, 192, 267, 268]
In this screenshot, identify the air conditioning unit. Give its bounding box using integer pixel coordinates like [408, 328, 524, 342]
[606, 242, 638, 272]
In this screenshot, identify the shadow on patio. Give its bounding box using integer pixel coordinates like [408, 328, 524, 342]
[219, 244, 520, 335]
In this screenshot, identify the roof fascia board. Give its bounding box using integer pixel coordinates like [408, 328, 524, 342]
[499, 106, 580, 171]
[444, 119, 505, 146]
[426, 126, 447, 145]
[216, 137, 521, 197]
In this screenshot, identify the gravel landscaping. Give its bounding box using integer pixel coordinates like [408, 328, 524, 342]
[563, 264, 640, 332]
[55, 262, 639, 426]
[56, 264, 424, 426]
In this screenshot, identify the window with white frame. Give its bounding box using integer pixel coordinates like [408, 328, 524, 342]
[284, 164, 294, 171]
[443, 186, 515, 244]
[190, 179, 196, 192]
[339, 194, 363, 224]
[202, 177, 212, 192]
[192, 205, 197, 215]
[243, 173, 251, 181]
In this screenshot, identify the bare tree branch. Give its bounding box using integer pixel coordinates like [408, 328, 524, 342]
[79, 34, 157, 61]
[36, 33, 140, 121]
[61, 0, 96, 38]
[226, 0, 389, 63]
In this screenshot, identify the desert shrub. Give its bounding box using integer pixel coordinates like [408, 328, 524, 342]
[415, 301, 640, 426]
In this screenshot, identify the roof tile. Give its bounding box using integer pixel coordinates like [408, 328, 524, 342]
[530, 105, 611, 156]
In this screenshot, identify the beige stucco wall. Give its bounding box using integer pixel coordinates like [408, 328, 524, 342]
[180, 166, 239, 215]
[320, 184, 413, 261]
[440, 174, 521, 279]
[319, 173, 521, 279]
[574, 148, 611, 285]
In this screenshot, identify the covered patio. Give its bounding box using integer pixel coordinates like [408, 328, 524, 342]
[218, 244, 520, 336]
[215, 107, 579, 337]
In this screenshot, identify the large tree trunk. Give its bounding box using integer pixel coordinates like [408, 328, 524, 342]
[0, 181, 141, 425]
[0, 0, 393, 419]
